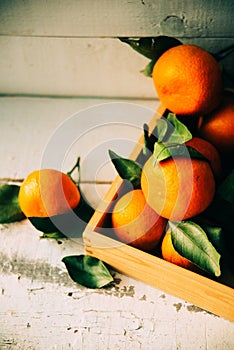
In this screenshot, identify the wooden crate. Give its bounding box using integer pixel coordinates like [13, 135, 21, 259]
[83, 104, 234, 322]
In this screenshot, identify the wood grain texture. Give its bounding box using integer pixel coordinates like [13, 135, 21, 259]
[0, 96, 159, 180]
[0, 37, 233, 97]
[0, 0, 233, 37]
[84, 230, 234, 322]
[0, 37, 153, 97]
[0, 1, 233, 97]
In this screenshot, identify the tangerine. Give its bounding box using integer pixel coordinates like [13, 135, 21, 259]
[185, 137, 222, 178]
[152, 44, 223, 116]
[141, 154, 215, 221]
[198, 91, 234, 156]
[112, 189, 167, 251]
[19, 169, 80, 218]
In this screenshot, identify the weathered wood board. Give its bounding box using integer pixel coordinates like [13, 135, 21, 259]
[0, 1, 233, 97]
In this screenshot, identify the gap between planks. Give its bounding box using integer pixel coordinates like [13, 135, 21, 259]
[0, 178, 112, 185]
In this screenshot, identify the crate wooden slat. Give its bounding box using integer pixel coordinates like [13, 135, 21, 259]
[83, 104, 234, 322]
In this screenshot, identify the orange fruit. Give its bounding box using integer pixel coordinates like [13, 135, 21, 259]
[185, 137, 222, 178]
[161, 230, 195, 270]
[19, 169, 80, 218]
[198, 91, 234, 156]
[152, 44, 223, 116]
[112, 189, 167, 251]
[141, 154, 215, 221]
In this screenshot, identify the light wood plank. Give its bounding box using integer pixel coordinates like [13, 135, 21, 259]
[84, 230, 234, 322]
[0, 37, 153, 98]
[0, 0, 233, 37]
[0, 37, 233, 97]
[0, 96, 159, 180]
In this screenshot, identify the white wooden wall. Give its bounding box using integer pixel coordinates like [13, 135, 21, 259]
[0, 0, 233, 98]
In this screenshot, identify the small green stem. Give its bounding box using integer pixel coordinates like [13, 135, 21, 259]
[67, 157, 81, 186]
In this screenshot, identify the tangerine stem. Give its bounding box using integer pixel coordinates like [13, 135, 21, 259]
[67, 157, 81, 186]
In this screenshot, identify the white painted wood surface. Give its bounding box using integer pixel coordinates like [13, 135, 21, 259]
[0, 37, 154, 98]
[0, 1, 233, 97]
[0, 0, 233, 37]
[1, 36, 234, 98]
[0, 97, 234, 350]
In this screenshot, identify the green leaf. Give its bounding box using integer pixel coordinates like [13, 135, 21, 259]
[151, 114, 192, 146]
[0, 184, 25, 223]
[217, 171, 234, 205]
[141, 59, 157, 77]
[119, 37, 182, 78]
[40, 231, 66, 240]
[109, 150, 142, 189]
[153, 142, 206, 164]
[62, 255, 114, 288]
[198, 224, 226, 255]
[154, 118, 170, 142]
[198, 224, 234, 273]
[119, 36, 182, 60]
[186, 146, 208, 161]
[153, 142, 174, 164]
[169, 221, 221, 277]
[166, 113, 193, 143]
[143, 123, 158, 155]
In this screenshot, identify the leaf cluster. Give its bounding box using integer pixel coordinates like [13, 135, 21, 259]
[108, 113, 234, 278]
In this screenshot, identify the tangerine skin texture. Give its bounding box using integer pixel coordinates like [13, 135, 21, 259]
[141, 156, 216, 221]
[19, 169, 80, 218]
[152, 44, 223, 116]
[112, 189, 167, 251]
[198, 92, 234, 156]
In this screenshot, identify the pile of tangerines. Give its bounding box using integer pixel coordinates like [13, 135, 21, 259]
[111, 44, 234, 272]
[18, 43, 234, 275]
